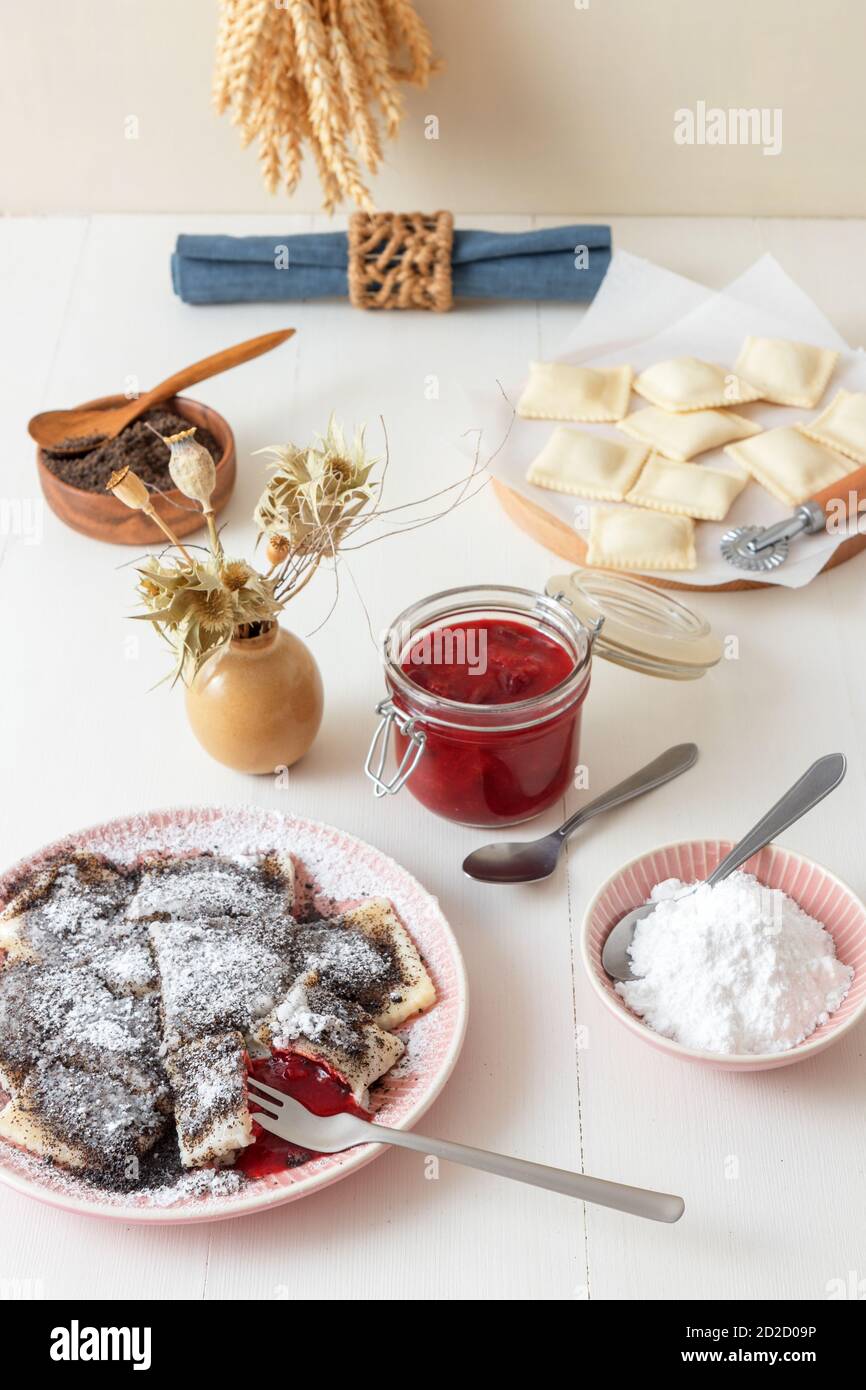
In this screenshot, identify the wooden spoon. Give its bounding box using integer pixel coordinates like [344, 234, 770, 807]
[28, 327, 295, 452]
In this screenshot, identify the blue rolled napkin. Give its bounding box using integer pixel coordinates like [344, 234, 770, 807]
[171, 225, 611, 305]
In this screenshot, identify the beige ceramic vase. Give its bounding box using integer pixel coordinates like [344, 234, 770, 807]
[185, 623, 323, 774]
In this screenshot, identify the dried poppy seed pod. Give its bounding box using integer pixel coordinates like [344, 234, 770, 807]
[163, 428, 217, 507]
[106, 465, 150, 511]
[266, 534, 291, 567]
[105, 463, 194, 563]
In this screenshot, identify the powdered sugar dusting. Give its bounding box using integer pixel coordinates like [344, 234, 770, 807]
[0, 807, 466, 1221]
[0, 1141, 246, 1211]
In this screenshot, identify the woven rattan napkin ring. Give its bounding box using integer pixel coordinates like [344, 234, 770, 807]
[348, 211, 454, 311]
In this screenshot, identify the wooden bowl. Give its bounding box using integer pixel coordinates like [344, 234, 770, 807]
[36, 394, 236, 545]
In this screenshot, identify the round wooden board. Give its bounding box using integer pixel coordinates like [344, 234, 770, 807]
[493, 478, 866, 593]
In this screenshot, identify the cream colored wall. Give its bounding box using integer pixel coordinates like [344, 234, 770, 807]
[4, 0, 864, 216]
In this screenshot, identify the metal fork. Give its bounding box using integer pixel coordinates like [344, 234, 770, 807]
[247, 1075, 684, 1223]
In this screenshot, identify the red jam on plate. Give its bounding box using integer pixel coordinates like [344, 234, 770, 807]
[393, 617, 585, 827]
[237, 1050, 369, 1178]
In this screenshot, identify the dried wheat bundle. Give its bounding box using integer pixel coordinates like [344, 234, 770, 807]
[213, 0, 440, 211]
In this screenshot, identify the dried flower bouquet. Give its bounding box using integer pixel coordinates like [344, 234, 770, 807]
[108, 417, 486, 685]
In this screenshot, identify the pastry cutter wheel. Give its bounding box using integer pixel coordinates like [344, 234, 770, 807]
[721, 464, 866, 573]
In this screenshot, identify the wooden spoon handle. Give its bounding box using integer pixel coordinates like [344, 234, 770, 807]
[134, 328, 295, 411]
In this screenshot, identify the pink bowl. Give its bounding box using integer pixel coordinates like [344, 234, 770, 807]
[581, 840, 866, 1072]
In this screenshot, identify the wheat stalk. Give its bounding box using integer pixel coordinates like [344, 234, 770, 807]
[330, 23, 382, 172]
[343, 0, 403, 136]
[213, 0, 438, 210]
[281, 78, 306, 194]
[381, 0, 435, 84]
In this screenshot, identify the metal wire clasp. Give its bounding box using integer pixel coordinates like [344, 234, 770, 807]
[364, 699, 427, 797]
[548, 590, 605, 651]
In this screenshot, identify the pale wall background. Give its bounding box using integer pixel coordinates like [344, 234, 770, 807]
[3, 0, 864, 216]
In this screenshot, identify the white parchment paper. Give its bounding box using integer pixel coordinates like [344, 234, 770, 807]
[477, 252, 864, 588]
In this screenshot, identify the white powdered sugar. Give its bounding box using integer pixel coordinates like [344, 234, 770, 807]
[127, 857, 290, 922]
[0, 1141, 246, 1211]
[148, 917, 289, 1048]
[146, 1166, 246, 1207]
[0, 808, 461, 1215]
[273, 979, 358, 1053]
[616, 872, 854, 1055]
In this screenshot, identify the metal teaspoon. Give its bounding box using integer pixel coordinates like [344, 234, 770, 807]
[602, 752, 847, 982]
[462, 742, 698, 884]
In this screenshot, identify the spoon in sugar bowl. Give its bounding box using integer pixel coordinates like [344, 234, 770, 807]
[602, 752, 847, 982]
[463, 743, 698, 884]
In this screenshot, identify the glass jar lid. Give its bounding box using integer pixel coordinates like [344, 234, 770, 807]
[545, 569, 722, 680]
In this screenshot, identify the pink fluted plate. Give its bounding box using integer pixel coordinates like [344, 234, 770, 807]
[582, 840, 866, 1072]
[0, 807, 468, 1223]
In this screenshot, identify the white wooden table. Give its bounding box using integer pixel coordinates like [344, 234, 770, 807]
[2, 214, 864, 1302]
